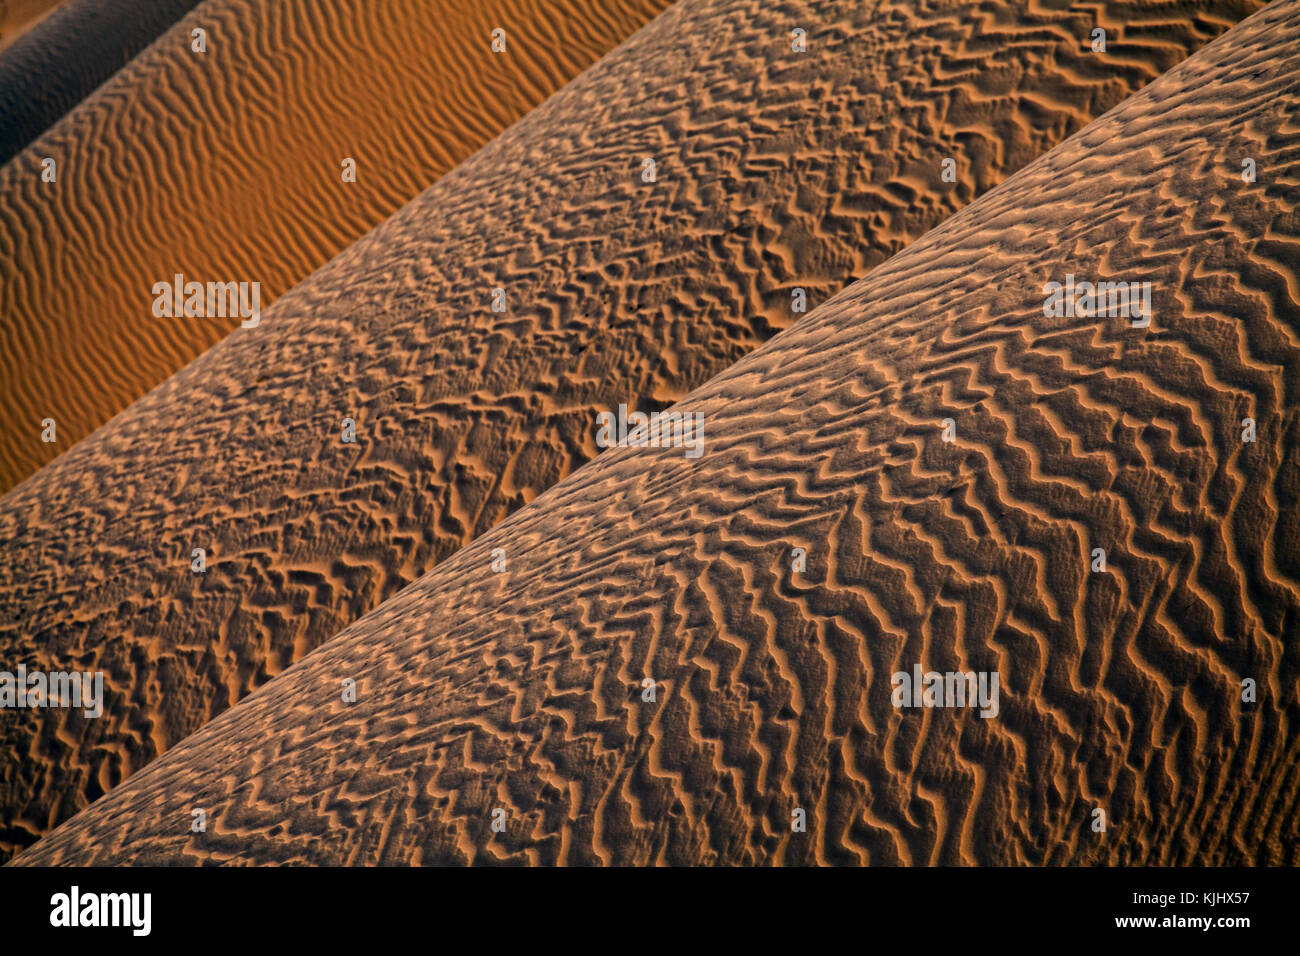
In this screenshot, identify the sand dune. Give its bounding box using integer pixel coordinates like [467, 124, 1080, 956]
[15, 0, 1300, 867]
[0, 0, 62, 51]
[0, 0, 201, 157]
[0, 0, 64, 51]
[0, 0, 1268, 861]
[0, 0, 672, 492]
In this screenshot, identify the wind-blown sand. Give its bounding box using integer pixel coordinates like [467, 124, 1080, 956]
[0, 0, 671, 492]
[15, 0, 1300, 866]
[0, 0, 1269, 861]
[0, 0, 201, 157]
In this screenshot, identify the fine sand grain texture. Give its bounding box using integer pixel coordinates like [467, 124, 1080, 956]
[0, 0, 1269, 860]
[0, 0, 201, 156]
[15, 0, 1300, 867]
[0, 0, 672, 492]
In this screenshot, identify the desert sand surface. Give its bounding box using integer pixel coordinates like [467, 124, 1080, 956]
[0, 0, 200, 156]
[0, 0, 63, 51]
[0, 0, 672, 492]
[15, 0, 1300, 867]
[0, 0, 1269, 861]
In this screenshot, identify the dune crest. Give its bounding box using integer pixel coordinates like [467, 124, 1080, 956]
[0, 0, 672, 491]
[0, 0, 202, 156]
[16, 0, 1300, 867]
[0, 0, 1267, 860]
[0, 1, 62, 51]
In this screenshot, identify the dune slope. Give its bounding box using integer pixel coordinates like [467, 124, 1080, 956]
[17, 0, 1300, 867]
[0, 1, 64, 52]
[0, 0, 202, 158]
[0, 0, 1267, 860]
[0, 0, 672, 491]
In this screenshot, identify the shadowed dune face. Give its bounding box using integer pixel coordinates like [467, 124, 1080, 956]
[0, 1, 1264, 495]
[0, 0, 673, 492]
[14, 0, 1300, 867]
[0, 0, 1269, 861]
[0, 0, 202, 157]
